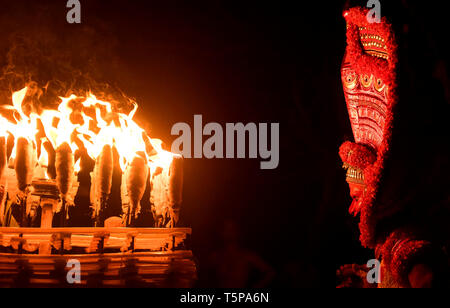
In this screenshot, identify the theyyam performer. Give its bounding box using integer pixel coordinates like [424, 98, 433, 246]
[337, 2, 450, 288]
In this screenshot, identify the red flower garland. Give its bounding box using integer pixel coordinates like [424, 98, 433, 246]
[339, 141, 376, 171]
[380, 230, 431, 286]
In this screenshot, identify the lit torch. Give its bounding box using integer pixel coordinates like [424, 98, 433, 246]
[168, 155, 184, 226]
[125, 153, 149, 226]
[10, 88, 38, 227]
[93, 144, 114, 226]
[112, 106, 151, 227]
[148, 138, 184, 228]
[79, 98, 118, 227]
[40, 97, 79, 227]
[55, 142, 74, 226]
[14, 137, 36, 192]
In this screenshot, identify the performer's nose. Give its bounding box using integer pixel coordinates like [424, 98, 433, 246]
[350, 190, 360, 199]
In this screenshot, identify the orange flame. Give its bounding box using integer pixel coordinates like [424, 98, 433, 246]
[38, 142, 49, 168]
[1, 87, 178, 180]
[74, 158, 81, 175]
[0, 116, 10, 138]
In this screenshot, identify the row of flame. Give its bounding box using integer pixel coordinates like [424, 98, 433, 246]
[0, 87, 178, 177]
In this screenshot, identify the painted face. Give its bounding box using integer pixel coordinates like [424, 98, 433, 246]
[341, 57, 389, 151]
[347, 180, 365, 216]
[340, 36, 392, 217]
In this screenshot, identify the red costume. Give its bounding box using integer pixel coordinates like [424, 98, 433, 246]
[338, 7, 449, 288]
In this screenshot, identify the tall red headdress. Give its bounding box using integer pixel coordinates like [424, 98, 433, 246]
[339, 7, 398, 248]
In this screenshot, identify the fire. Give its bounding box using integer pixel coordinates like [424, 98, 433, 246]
[74, 158, 81, 174]
[0, 86, 185, 229]
[38, 142, 49, 168]
[0, 86, 177, 177]
[40, 95, 79, 153]
[0, 116, 9, 138]
[5, 88, 39, 165]
[148, 138, 177, 173]
[10, 88, 38, 141]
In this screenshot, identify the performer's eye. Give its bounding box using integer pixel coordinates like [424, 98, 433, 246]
[374, 78, 385, 92]
[343, 71, 357, 89]
[360, 74, 373, 88]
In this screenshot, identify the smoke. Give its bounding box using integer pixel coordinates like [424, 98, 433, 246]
[0, 0, 134, 113]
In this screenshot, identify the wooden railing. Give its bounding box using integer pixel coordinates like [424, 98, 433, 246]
[0, 227, 191, 254]
[0, 227, 196, 287]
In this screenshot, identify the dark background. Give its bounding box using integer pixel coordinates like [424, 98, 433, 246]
[1, 0, 449, 287]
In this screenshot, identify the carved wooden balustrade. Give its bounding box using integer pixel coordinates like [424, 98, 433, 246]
[0, 227, 196, 287]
